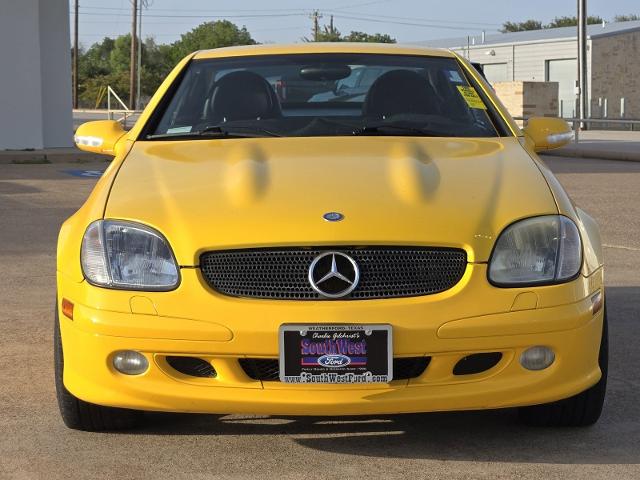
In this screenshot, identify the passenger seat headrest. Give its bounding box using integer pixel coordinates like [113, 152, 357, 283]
[209, 71, 281, 123]
[363, 69, 439, 118]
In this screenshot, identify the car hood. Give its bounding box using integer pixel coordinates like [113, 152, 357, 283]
[105, 136, 557, 265]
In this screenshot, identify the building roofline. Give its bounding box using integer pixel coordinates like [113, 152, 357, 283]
[414, 20, 640, 50]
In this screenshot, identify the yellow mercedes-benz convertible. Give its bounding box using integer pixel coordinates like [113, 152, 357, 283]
[58, 43, 606, 431]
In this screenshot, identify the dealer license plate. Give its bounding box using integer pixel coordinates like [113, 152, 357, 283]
[279, 324, 392, 384]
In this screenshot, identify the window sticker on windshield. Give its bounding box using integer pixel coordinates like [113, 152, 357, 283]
[456, 86, 487, 110]
[166, 126, 192, 134]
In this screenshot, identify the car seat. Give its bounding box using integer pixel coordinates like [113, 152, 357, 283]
[207, 71, 282, 123]
[363, 69, 440, 119]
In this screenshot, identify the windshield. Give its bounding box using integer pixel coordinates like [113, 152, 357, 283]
[147, 53, 503, 140]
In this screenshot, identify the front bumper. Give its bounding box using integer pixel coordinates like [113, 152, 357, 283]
[57, 265, 605, 415]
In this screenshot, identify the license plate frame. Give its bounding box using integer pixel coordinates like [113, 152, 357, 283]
[278, 324, 393, 384]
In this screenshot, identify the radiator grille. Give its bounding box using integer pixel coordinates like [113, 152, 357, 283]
[200, 247, 466, 300]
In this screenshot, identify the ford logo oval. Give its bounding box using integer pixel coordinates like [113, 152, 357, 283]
[317, 354, 351, 368]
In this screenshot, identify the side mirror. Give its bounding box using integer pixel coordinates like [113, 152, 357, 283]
[74, 120, 126, 156]
[523, 117, 574, 152]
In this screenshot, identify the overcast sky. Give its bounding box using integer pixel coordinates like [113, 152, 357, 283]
[70, 0, 640, 48]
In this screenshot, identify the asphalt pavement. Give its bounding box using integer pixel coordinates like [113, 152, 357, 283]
[0, 156, 638, 479]
[543, 130, 640, 162]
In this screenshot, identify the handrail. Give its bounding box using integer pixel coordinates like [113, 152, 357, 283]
[106, 86, 137, 128]
[513, 117, 640, 144]
[513, 117, 640, 125]
[107, 86, 130, 113]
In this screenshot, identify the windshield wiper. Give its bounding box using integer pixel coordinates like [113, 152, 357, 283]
[199, 125, 282, 137]
[146, 125, 281, 140]
[352, 124, 447, 137]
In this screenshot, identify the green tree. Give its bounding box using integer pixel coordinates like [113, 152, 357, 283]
[145, 40, 175, 75]
[170, 20, 256, 62]
[78, 37, 115, 78]
[77, 37, 124, 108]
[76, 21, 255, 109]
[500, 20, 543, 33]
[614, 14, 640, 22]
[343, 31, 396, 43]
[305, 20, 396, 43]
[311, 24, 342, 42]
[109, 34, 132, 73]
[501, 15, 608, 33]
[141, 38, 176, 93]
[545, 15, 603, 28]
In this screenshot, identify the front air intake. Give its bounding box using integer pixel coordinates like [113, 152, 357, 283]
[453, 352, 503, 375]
[165, 356, 217, 378]
[239, 357, 431, 382]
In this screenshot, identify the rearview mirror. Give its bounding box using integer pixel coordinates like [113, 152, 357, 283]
[523, 117, 573, 152]
[74, 120, 126, 156]
[299, 64, 352, 81]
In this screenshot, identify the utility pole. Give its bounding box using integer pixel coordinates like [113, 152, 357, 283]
[577, 0, 588, 126]
[129, 0, 138, 110]
[73, 0, 79, 109]
[310, 10, 322, 41]
[329, 15, 334, 36]
[137, 1, 143, 110]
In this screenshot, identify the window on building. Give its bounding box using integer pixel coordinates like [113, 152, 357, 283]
[482, 63, 509, 84]
[546, 59, 577, 118]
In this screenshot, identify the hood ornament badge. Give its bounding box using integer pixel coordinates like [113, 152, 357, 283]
[323, 212, 344, 222]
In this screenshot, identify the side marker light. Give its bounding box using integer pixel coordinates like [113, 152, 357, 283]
[61, 298, 74, 320]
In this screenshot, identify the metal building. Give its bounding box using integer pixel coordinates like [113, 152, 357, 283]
[416, 21, 640, 119]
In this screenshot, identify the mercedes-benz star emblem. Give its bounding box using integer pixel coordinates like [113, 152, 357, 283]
[308, 251, 360, 298]
[323, 212, 344, 222]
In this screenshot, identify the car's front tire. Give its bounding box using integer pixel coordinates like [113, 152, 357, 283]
[54, 302, 143, 431]
[518, 306, 608, 427]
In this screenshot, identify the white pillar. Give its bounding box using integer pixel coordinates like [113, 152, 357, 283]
[0, 0, 72, 150]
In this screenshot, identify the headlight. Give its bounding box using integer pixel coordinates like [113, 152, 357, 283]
[488, 215, 582, 286]
[81, 220, 180, 290]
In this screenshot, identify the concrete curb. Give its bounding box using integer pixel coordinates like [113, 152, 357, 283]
[540, 148, 640, 162]
[0, 149, 110, 164]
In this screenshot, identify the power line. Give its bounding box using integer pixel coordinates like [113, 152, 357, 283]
[331, 13, 499, 31]
[76, 5, 310, 13]
[71, 12, 498, 31]
[252, 26, 306, 33]
[77, 32, 181, 37]
[331, 12, 501, 27]
[72, 3, 504, 48]
[329, 0, 393, 12]
[71, 11, 306, 19]
[73, 0, 390, 13]
[71, 9, 500, 30]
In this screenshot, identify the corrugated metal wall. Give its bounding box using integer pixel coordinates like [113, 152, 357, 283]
[453, 39, 580, 82]
[451, 39, 588, 118]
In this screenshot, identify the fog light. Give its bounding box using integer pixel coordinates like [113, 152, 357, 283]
[520, 346, 555, 371]
[112, 350, 149, 375]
